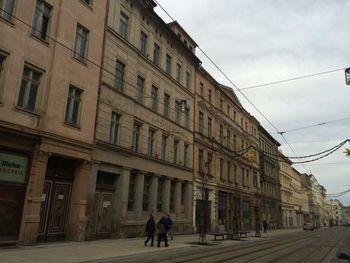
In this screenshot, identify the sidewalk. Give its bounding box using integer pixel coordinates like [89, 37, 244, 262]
[0, 228, 303, 263]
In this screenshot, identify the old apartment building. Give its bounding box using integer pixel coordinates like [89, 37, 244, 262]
[194, 67, 260, 233]
[0, 0, 106, 244]
[86, 0, 200, 239]
[258, 125, 281, 229]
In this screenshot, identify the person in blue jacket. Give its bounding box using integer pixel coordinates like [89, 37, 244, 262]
[165, 214, 173, 240]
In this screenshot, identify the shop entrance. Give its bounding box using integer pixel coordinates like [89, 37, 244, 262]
[37, 156, 75, 242]
[92, 171, 116, 239]
[0, 151, 29, 241]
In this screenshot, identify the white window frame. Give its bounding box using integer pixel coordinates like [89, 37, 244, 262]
[64, 85, 83, 126]
[0, 0, 15, 21]
[32, 0, 52, 41]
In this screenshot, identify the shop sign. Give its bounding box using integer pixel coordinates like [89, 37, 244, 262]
[0, 152, 28, 184]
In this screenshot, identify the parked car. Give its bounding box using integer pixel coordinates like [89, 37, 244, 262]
[303, 223, 315, 230]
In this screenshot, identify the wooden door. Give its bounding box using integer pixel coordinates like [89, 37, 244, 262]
[38, 181, 71, 240]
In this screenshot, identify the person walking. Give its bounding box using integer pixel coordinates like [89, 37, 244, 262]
[157, 216, 169, 247]
[165, 214, 173, 240]
[145, 214, 156, 246]
[263, 220, 268, 233]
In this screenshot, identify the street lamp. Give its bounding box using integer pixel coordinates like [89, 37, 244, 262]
[345, 68, 350, 85]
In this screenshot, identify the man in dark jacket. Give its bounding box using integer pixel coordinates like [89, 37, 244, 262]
[165, 214, 173, 240]
[157, 216, 169, 247]
[145, 214, 156, 246]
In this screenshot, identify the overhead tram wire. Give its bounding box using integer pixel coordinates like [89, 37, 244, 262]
[239, 68, 346, 91]
[4, 7, 345, 168]
[152, 0, 310, 172]
[272, 116, 350, 135]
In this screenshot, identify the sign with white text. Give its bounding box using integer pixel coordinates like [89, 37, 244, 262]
[0, 152, 28, 183]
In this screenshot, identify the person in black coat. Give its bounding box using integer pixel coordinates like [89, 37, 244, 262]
[263, 220, 268, 233]
[145, 214, 156, 246]
[157, 216, 169, 247]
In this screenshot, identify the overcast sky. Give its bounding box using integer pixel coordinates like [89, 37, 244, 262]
[155, 0, 350, 206]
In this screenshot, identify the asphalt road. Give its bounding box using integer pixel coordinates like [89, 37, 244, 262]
[99, 227, 350, 263]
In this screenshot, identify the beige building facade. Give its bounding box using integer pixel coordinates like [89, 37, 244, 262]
[86, 0, 200, 239]
[258, 126, 281, 229]
[0, 0, 106, 244]
[194, 67, 260, 233]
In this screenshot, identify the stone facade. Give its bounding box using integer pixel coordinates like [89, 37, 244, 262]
[0, 0, 106, 244]
[85, 0, 200, 240]
[193, 67, 260, 234]
[258, 125, 281, 229]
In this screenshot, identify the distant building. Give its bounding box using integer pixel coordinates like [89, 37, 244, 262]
[258, 125, 281, 229]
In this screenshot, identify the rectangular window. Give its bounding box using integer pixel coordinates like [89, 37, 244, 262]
[186, 71, 190, 89]
[245, 121, 248, 131]
[253, 171, 257, 188]
[242, 168, 245, 186]
[119, 12, 128, 39]
[166, 54, 171, 75]
[207, 153, 212, 176]
[132, 122, 141, 152]
[199, 112, 204, 134]
[218, 192, 227, 225]
[208, 117, 212, 138]
[184, 108, 189, 129]
[184, 144, 188, 168]
[181, 183, 185, 213]
[153, 43, 160, 65]
[233, 110, 236, 122]
[64, 85, 82, 126]
[136, 76, 144, 103]
[227, 105, 230, 115]
[220, 125, 223, 144]
[170, 181, 175, 213]
[208, 89, 212, 103]
[109, 112, 120, 144]
[0, 0, 15, 21]
[241, 118, 243, 127]
[0, 54, 6, 98]
[220, 158, 223, 180]
[241, 139, 244, 150]
[176, 63, 181, 82]
[198, 149, 204, 173]
[246, 169, 249, 187]
[128, 174, 135, 211]
[73, 24, 89, 62]
[175, 101, 180, 124]
[81, 0, 92, 6]
[220, 98, 223, 111]
[150, 86, 157, 112]
[234, 135, 237, 151]
[163, 94, 169, 118]
[161, 135, 167, 160]
[199, 82, 204, 97]
[148, 129, 155, 156]
[17, 66, 42, 113]
[227, 130, 230, 149]
[234, 164, 237, 183]
[114, 60, 125, 92]
[227, 161, 231, 182]
[143, 176, 150, 211]
[32, 0, 52, 41]
[157, 178, 163, 212]
[173, 140, 178, 164]
[140, 31, 147, 55]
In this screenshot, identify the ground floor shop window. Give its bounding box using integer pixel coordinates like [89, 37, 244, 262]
[218, 191, 227, 225]
[242, 201, 251, 225]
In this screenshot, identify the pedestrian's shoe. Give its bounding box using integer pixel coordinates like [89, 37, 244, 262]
[165, 244, 169, 247]
[151, 244, 154, 247]
[144, 242, 147, 246]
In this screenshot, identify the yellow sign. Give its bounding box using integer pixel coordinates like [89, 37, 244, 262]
[248, 153, 255, 161]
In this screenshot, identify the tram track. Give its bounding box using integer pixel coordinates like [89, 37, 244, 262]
[166, 231, 319, 263]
